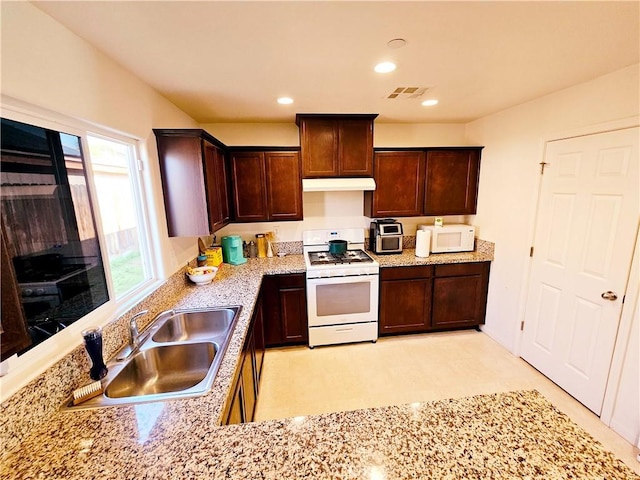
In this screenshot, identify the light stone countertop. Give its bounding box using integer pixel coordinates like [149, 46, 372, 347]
[3, 245, 636, 479]
[368, 239, 494, 268]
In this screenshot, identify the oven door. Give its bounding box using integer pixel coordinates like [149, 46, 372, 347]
[307, 274, 379, 327]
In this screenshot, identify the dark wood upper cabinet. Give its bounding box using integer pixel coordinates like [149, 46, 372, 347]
[229, 151, 268, 222]
[154, 129, 230, 236]
[364, 151, 425, 217]
[338, 119, 375, 176]
[296, 114, 377, 178]
[229, 149, 302, 223]
[203, 143, 232, 231]
[265, 151, 303, 221]
[425, 148, 481, 215]
[365, 147, 482, 218]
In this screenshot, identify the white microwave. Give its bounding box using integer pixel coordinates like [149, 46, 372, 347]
[419, 224, 475, 253]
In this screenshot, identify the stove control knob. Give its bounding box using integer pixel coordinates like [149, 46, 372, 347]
[23, 288, 33, 297]
[36, 288, 46, 295]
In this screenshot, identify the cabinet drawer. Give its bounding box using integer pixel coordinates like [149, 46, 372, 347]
[309, 322, 377, 348]
[380, 265, 433, 280]
[435, 262, 486, 277]
[276, 273, 305, 288]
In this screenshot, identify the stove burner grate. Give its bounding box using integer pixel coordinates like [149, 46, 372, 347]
[308, 249, 374, 266]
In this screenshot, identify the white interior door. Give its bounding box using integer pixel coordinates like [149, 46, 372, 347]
[521, 127, 639, 415]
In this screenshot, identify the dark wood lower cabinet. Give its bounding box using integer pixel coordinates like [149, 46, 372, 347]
[262, 274, 308, 347]
[379, 262, 490, 336]
[223, 292, 265, 425]
[253, 293, 265, 392]
[241, 327, 257, 421]
[431, 262, 490, 329]
[379, 266, 433, 335]
[225, 377, 243, 425]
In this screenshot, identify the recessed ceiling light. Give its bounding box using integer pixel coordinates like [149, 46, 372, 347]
[421, 99, 439, 107]
[374, 62, 396, 73]
[277, 97, 294, 105]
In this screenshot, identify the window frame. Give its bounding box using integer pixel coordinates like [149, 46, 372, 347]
[85, 131, 156, 299]
[0, 101, 162, 399]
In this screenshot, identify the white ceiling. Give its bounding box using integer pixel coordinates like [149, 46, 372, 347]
[33, 1, 639, 124]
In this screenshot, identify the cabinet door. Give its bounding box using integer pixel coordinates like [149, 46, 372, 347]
[280, 285, 308, 343]
[379, 266, 433, 335]
[252, 293, 265, 389]
[425, 149, 481, 215]
[338, 119, 373, 176]
[365, 151, 425, 217]
[241, 329, 257, 422]
[230, 151, 268, 222]
[265, 152, 303, 220]
[156, 135, 210, 236]
[262, 274, 308, 346]
[225, 376, 243, 425]
[432, 262, 490, 329]
[203, 142, 225, 231]
[262, 276, 283, 347]
[213, 145, 231, 226]
[300, 118, 338, 177]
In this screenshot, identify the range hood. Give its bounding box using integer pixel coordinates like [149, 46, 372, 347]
[302, 178, 376, 192]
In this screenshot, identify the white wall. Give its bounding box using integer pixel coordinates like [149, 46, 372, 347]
[464, 64, 640, 353]
[0, 2, 204, 392]
[1, 1, 199, 279]
[202, 122, 467, 148]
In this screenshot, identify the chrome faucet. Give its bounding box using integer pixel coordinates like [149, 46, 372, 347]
[116, 309, 175, 362]
[129, 310, 149, 349]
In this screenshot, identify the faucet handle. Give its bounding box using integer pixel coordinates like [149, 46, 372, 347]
[131, 310, 149, 322]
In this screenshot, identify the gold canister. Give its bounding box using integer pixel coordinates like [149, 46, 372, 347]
[205, 247, 223, 267]
[256, 234, 267, 258]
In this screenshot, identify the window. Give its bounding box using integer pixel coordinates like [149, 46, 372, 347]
[0, 117, 155, 359]
[86, 135, 151, 298]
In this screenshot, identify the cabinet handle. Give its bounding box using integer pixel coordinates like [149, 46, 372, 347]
[601, 291, 618, 301]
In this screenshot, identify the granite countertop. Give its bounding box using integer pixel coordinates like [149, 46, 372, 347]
[369, 240, 494, 268]
[3, 246, 636, 479]
[2, 389, 635, 479]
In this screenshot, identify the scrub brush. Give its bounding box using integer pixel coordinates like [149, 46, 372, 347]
[72, 380, 103, 405]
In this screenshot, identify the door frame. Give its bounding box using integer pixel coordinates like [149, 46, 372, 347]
[599, 223, 639, 431]
[514, 115, 640, 409]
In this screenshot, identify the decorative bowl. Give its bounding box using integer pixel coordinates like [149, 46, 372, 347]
[186, 266, 218, 285]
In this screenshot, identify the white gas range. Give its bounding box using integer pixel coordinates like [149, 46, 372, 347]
[302, 228, 379, 348]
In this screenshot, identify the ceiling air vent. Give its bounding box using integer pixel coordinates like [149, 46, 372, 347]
[387, 87, 429, 99]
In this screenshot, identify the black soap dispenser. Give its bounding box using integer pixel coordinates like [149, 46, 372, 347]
[82, 327, 108, 381]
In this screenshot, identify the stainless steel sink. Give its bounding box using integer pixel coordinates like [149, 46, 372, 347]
[63, 306, 241, 410]
[105, 343, 216, 398]
[152, 307, 240, 343]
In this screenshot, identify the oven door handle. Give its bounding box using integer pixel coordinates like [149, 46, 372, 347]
[307, 273, 379, 284]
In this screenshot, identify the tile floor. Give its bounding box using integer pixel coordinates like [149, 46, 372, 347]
[254, 330, 640, 474]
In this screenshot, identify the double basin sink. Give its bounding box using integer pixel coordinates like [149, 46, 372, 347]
[64, 306, 241, 410]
